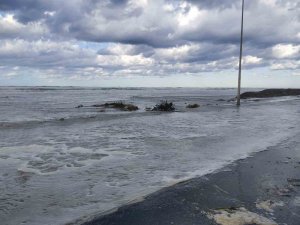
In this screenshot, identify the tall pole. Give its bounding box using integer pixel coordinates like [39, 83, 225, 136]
[237, 0, 244, 106]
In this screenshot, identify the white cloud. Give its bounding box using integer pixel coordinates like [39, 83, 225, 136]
[260, 0, 277, 7]
[44, 11, 56, 17]
[243, 56, 263, 65]
[97, 54, 154, 67]
[163, 3, 175, 12]
[292, 72, 300, 76]
[0, 39, 98, 67]
[271, 60, 300, 70]
[155, 44, 200, 61]
[177, 2, 205, 27]
[272, 44, 300, 59]
[129, 0, 148, 8]
[0, 14, 48, 39]
[107, 44, 136, 55]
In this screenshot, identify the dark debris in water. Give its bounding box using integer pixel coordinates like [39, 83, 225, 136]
[151, 101, 175, 112]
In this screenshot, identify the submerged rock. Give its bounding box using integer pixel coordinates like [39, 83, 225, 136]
[123, 104, 139, 111]
[151, 101, 175, 112]
[91, 104, 102, 107]
[92, 102, 139, 111]
[186, 103, 200, 109]
[75, 104, 84, 108]
[240, 89, 300, 99]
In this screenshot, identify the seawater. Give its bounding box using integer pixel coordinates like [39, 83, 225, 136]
[0, 87, 299, 225]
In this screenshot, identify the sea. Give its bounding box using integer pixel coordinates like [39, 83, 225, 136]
[0, 87, 299, 225]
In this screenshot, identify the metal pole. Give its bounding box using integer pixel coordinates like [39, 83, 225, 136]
[237, 0, 244, 106]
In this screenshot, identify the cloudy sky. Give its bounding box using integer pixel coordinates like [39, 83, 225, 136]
[0, 0, 299, 87]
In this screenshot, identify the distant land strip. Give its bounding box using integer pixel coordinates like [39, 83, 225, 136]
[241, 89, 300, 99]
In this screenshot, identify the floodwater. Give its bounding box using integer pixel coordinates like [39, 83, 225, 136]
[0, 87, 299, 225]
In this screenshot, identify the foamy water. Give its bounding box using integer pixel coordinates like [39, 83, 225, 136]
[0, 87, 299, 225]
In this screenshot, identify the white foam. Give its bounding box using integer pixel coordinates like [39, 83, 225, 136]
[256, 200, 284, 213]
[207, 207, 277, 225]
[1, 145, 119, 175]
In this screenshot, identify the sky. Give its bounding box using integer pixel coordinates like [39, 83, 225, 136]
[0, 0, 299, 87]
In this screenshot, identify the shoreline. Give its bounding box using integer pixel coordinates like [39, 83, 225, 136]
[79, 134, 300, 225]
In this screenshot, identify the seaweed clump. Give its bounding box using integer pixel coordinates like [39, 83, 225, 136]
[152, 101, 175, 112]
[186, 104, 200, 109]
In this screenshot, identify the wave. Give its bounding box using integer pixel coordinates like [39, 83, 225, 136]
[1, 96, 299, 129]
[0, 86, 147, 91]
[0, 111, 151, 129]
[72, 133, 298, 225]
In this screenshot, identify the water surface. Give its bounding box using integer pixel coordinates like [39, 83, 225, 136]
[0, 87, 299, 225]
